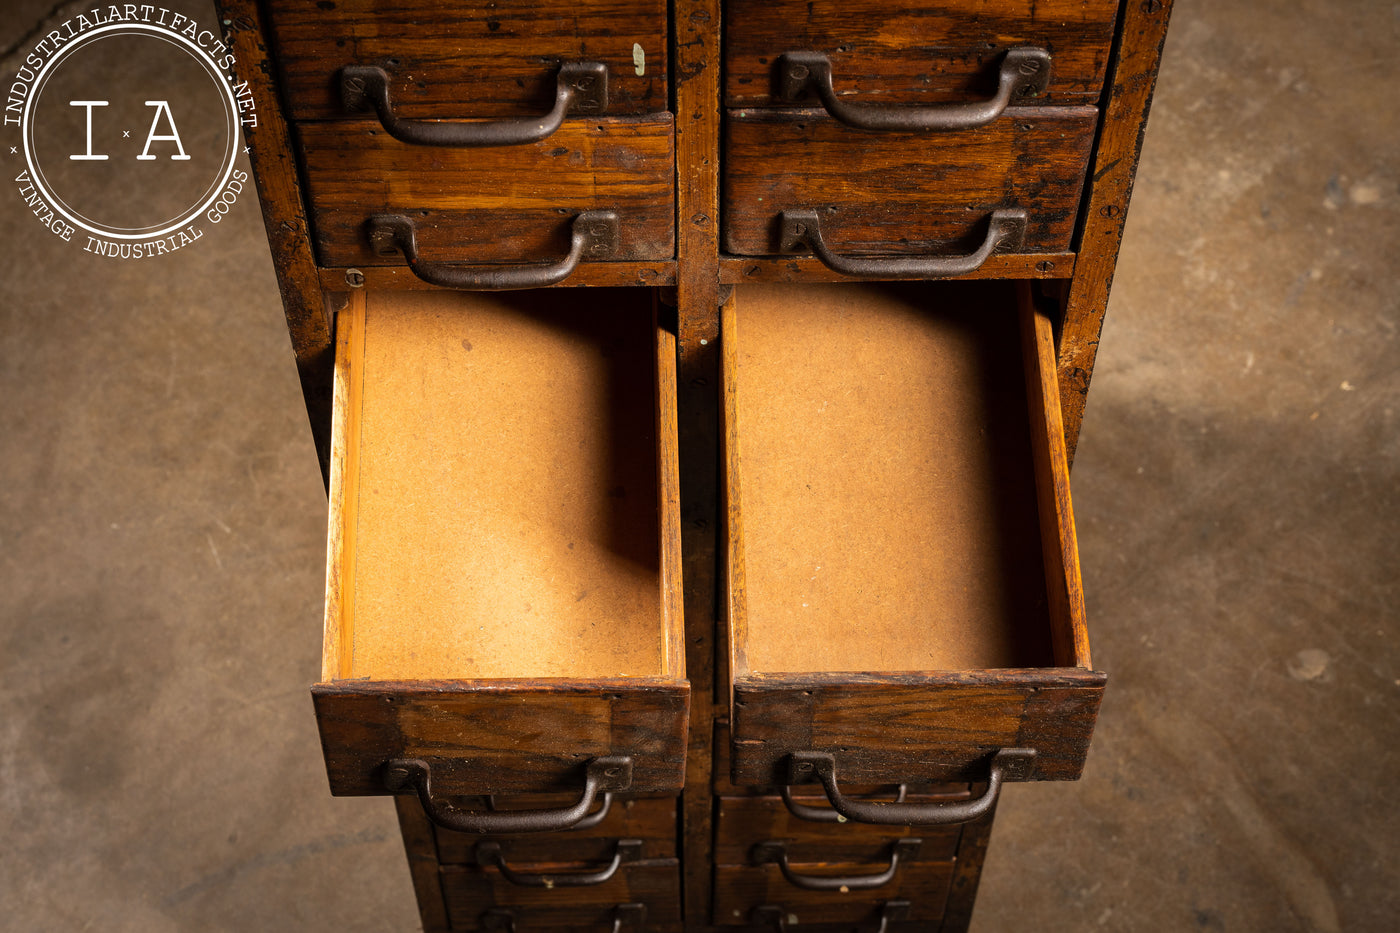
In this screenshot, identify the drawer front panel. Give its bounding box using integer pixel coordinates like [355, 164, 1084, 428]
[722, 108, 1095, 257]
[443, 859, 681, 929]
[435, 795, 678, 864]
[299, 116, 675, 267]
[714, 796, 960, 864]
[265, 0, 669, 121]
[724, 0, 1119, 107]
[713, 862, 953, 927]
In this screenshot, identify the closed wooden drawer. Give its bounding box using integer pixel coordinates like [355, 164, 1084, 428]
[714, 795, 961, 865]
[298, 115, 675, 271]
[723, 281, 1104, 797]
[724, 0, 1120, 109]
[714, 861, 953, 928]
[434, 795, 678, 865]
[722, 107, 1095, 260]
[315, 288, 688, 813]
[264, 0, 669, 122]
[443, 859, 681, 930]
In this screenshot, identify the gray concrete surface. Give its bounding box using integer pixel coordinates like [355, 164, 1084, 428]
[1, 0, 1395, 931]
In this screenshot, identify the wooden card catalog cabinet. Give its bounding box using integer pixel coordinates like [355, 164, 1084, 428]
[219, 0, 1173, 928]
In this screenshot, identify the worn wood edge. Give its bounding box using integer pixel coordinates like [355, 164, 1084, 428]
[719, 253, 1076, 284]
[216, 0, 334, 479]
[317, 262, 678, 292]
[655, 298, 686, 680]
[732, 668, 1107, 691]
[1060, 0, 1175, 461]
[394, 796, 452, 933]
[720, 294, 748, 697]
[673, 0, 723, 924]
[311, 677, 692, 696]
[936, 804, 995, 933]
[1018, 284, 1091, 671]
[322, 290, 365, 684]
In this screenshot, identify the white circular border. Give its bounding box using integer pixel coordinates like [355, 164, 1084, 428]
[20, 22, 240, 241]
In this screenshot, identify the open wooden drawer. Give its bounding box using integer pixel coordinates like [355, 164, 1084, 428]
[314, 288, 688, 830]
[723, 281, 1103, 822]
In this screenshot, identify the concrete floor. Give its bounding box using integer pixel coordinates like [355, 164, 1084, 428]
[1, 0, 1395, 930]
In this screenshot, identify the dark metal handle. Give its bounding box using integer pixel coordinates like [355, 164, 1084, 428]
[340, 62, 608, 147]
[367, 211, 620, 290]
[753, 901, 910, 933]
[753, 838, 920, 891]
[483, 792, 614, 830]
[781, 784, 907, 823]
[779, 208, 1026, 279]
[476, 839, 643, 887]
[785, 749, 1035, 825]
[482, 904, 646, 933]
[383, 756, 633, 834]
[777, 48, 1051, 131]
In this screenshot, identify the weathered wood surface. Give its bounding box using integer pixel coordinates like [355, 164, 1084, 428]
[442, 859, 681, 929]
[673, 0, 725, 926]
[722, 108, 1097, 256]
[730, 669, 1106, 784]
[264, 0, 669, 120]
[313, 680, 690, 795]
[1019, 285, 1091, 670]
[719, 253, 1075, 284]
[215, 0, 334, 479]
[395, 796, 454, 933]
[297, 116, 676, 267]
[1061, 0, 1176, 463]
[434, 795, 679, 864]
[935, 802, 996, 933]
[714, 796, 961, 864]
[318, 262, 677, 291]
[713, 861, 954, 927]
[723, 0, 1121, 107]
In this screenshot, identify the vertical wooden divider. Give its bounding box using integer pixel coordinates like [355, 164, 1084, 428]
[673, 0, 723, 926]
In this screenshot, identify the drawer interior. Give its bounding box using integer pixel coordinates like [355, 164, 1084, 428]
[725, 281, 1080, 680]
[326, 288, 683, 684]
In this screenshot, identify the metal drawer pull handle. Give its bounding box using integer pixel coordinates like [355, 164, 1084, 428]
[366, 211, 620, 290]
[779, 208, 1026, 279]
[780, 784, 907, 823]
[340, 62, 608, 147]
[476, 839, 643, 887]
[777, 48, 1051, 131]
[752, 838, 920, 891]
[383, 756, 633, 834]
[483, 903, 647, 933]
[485, 792, 614, 830]
[785, 749, 1036, 826]
[753, 901, 910, 933]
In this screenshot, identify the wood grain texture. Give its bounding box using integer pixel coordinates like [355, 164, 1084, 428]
[395, 796, 453, 933]
[434, 795, 678, 864]
[1061, 0, 1175, 462]
[297, 115, 675, 267]
[720, 253, 1075, 284]
[713, 861, 954, 927]
[714, 796, 960, 864]
[441, 859, 681, 929]
[723, 0, 1121, 107]
[318, 262, 677, 291]
[935, 802, 995, 933]
[1019, 285, 1091, 670]
[215, 0, 334, 479]
[314, 679, 689, 796]
[722, 107, 1097, 256]
[264, 0, 669, 120]
[673, 0, 725, 926]
[730, 669, 1105, 785]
